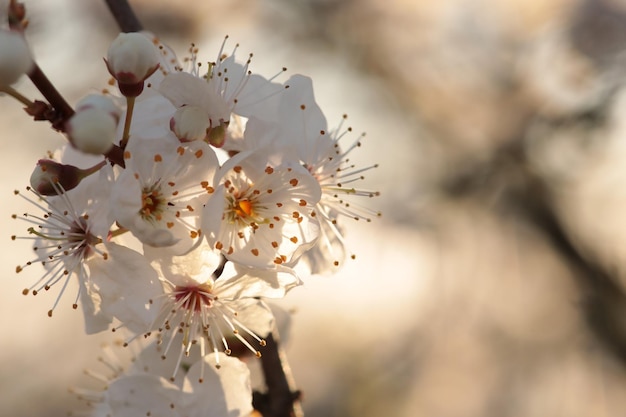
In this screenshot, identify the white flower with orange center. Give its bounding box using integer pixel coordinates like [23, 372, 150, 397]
[240, 75, 381, 273]
[111, 136, 219, 254]
[202, 149, 321, 269]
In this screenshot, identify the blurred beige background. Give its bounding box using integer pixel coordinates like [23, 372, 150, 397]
[3, 0, 626, 416]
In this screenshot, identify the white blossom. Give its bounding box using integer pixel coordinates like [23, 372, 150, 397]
[202, 148, 321, 269]
[239, 75, 381, 273]
[144, 243, 277, 376]
[75, 342, 253, 417]
[111, 136, 219, 253]
[12, 164, 116, 331]
[157, 38, 287, 149]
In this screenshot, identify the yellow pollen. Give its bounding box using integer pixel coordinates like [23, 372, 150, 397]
[235, 199, 254, 218]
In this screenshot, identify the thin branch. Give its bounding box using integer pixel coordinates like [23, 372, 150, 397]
[254, 331, 303, 417]
[104, 0, 143, 32]
[444, 139, 626, 368]
[510, 163, 626, 366]
[27, 64, 74, 130]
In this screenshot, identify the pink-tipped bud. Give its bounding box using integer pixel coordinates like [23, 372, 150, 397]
[76, 94, 122, 123]
[30, 160, 83, 195]
[105, 33, 159, 97]
[170, 105, 210, 142]
[67, 107, 117, 155]
[0, 30, 34, 87]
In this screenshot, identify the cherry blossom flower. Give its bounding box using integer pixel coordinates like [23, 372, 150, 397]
[157, 37, 287, 148]
[74, 341, 253, 417]
[202, 149, 321, 269]
[144, 243, 278, 377]
[111, 136, 219, 253]
[237, 75, 381, 273]
[11, 156, 115, 331]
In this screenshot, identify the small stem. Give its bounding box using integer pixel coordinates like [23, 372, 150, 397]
[8, 0, 26, 30]
[27, 64, 74, 128]
[104, 0, 143, 32]
[108, 227, 129, 238]
[0, 85, 34, 107]
[81, 160, 108, 177]
[120, 96, 135, 148]
[212, 255, 229, 280]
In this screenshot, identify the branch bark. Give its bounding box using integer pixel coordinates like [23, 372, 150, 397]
[254, 331, 303, 417]
[104, 0, 143, 32]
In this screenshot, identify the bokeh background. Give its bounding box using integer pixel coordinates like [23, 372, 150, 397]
[3, 0, 626, 416]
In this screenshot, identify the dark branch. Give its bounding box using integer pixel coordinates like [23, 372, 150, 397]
[254, 331, 303, 417]
[445, 139, 626, 368]
[27, 64, 74, 130]
[510, 162, 626, 366]
[104, 0, 143, 32]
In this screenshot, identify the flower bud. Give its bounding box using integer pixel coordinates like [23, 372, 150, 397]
[67, 107, 117, 154]
[30, 160, 83, 195]
[207, 122, 228, 148]
[76, 94, 122, 122]
[105, 33, 159, 97]
[170, 105, 210, 142]
[0, 30, 34, 87]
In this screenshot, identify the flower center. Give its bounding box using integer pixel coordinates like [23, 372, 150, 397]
[234, 199, 254, 218]
[140, 186, 165, 221]
[173, 283, 214, 312]
[68, 216, 98, 258]
[225, 192, 265, 226]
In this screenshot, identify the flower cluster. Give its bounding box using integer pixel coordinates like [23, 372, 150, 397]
[6, 24, 379, 417]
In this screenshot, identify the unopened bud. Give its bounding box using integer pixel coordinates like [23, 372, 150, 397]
[105, 33, 159, 97]
[0, 30, 34, 87]
[30, 160, 83, 195]
[207, 121, 228, 148]
[170, 105, 210, 142]
[76, 94, 122, 122]
[67, 107, 117, 154]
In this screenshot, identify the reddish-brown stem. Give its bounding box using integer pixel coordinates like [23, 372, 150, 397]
[104, 0, 143, 32]
[27, 64, 74, 130]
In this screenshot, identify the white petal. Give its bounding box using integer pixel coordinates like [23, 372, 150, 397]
[146, 242, 222, 286]
[78, 271, 112, 334]
[88, 242, 163, 333]
[160, 72, 229, 122]
[182, 353, 253, 417]
[223, 264, 303, 299]
[106, 374, 182, 417]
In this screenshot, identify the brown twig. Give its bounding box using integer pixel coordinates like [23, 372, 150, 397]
[254, 331, 303, 417]
[26, 64, 74, 130]
[104, 0, 143, 32]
